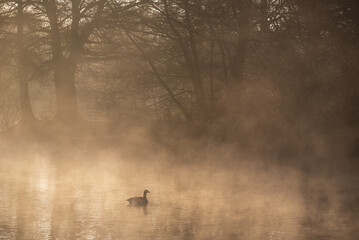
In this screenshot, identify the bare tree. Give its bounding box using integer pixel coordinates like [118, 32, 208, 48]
[38, 0, 107, 123]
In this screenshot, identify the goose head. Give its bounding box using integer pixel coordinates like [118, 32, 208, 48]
[143, 189, 150, 198]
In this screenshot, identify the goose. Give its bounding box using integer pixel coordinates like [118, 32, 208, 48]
[127, 190, 150, 206]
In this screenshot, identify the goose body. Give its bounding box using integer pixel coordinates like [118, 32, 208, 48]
[127, 190, 150, 206]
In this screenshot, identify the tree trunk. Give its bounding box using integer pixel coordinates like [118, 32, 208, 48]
[17, 0, 36, 123]
[53, 59, 80, 123]
[190, 72, 207, 123]
[184, 0, 207, 125]
[45, 0, 80, 123]
[230, 0, 250, 85]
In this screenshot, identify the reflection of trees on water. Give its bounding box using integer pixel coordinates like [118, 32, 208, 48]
[300, 167, 333, 240]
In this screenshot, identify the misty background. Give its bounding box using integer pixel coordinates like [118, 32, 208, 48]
[0, 0, 359, 239]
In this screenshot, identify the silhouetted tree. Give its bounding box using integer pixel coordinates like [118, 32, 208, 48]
[39, 0, 107, 123]
[16, 0, 36, 123]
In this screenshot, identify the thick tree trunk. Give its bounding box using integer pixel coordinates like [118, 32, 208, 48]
[17, 0, 35, 123]
[18, 61, 35, 122]
[45, 0, 80, 123]
[53, 59, 80, 123]
[43, 0, 105, 123]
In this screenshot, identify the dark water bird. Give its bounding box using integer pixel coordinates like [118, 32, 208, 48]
[127, 190, 150, 206]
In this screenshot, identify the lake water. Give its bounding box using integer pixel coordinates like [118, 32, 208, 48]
[0, 146, 358, 240]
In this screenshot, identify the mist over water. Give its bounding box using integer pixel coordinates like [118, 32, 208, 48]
[0, 135, 358, 240]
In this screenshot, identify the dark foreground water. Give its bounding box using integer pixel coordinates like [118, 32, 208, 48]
[0, 149, 358, 240]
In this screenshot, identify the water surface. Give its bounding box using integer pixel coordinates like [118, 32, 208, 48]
[0, 150, 358, 240]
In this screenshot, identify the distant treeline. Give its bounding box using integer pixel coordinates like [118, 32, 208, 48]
[0, 0, 358, 141]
